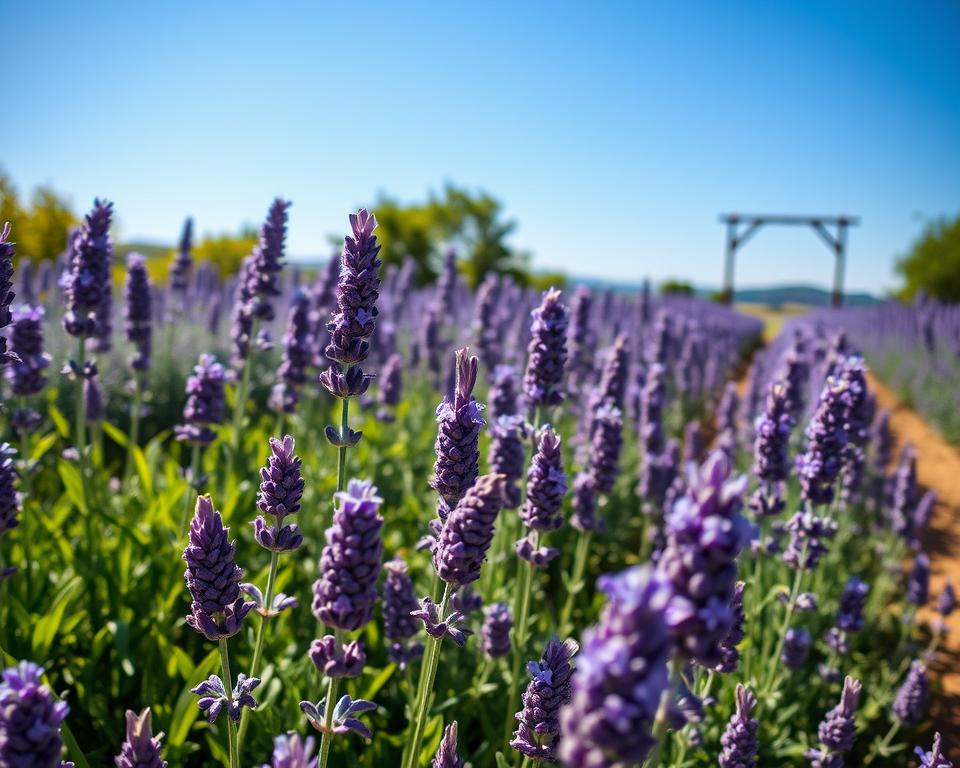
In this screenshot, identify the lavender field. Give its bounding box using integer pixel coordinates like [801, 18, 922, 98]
[0, 199, 954, 767]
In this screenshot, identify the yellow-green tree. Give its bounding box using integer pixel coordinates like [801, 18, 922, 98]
[896, 213, 960, 302]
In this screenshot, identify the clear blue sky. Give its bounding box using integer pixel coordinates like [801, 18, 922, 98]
[3, 0, 959, 294]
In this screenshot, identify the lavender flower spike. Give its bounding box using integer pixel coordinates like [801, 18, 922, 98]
[559, 566, 673, 767]
[312, 480, 384, 631]
[796, 375, 849, 506]
[320, 209, 382, 397]
[893, 660, 928, 725]
[487, 415, 529, 509]
[63, 200, 112, 339]
[431, 348, 485, 519]
[719, 684, 759, 768]
[482, 602, 513, 659]
[511, 637, 578, 762]
[517, 426, 567, 567]
[270, 288, 313, 413]
[915, 733, 953, 768]
[253, 435, 305, 552]
[805, 676, 862, 767]
[0, 661, 70, 768]
[522, 287, 568, 411]
[432, 722, 465, 768]
[183, 495, 253, 641]
[169, 217, 193, 293]
[7, 304, 50, 404]
[261, 732, 318, 768]
[123, 253, 152, 372]
[0, 222, 18, 366]
[174, 354, 227, 446]
[660, 450, 751, 667]
[434, 474, 507, 587]
[383, 558, 424, 668]
[114, 707, 167, 768]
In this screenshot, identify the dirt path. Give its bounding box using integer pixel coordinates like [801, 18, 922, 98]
[867, 373, 960, 738]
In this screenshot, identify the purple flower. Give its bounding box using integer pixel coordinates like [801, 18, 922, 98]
[300, 695, 376, 739]
[835, 577, 869, 633]
[488, 364, 519, 421]
[321, 209, 382, 396]
[488, 415, 529, 509]
[938, 581, 956, 618]
[253, 435, 305, 552]
[482, 603, 513, 659]
[659, 451, 751, 667]
[261, 732, 317, 768]
[565, 286, 594, 392]
[570, 472, 601, 533]
[890, 444, 917, 541]
[376, 353, 403, 421]
[719, 684, 759, 768]
[638, 363, 670, 506]
[7, 304, 50, 399]
[750, 380, 794, 516]
[516, 426, 566, 567]
[587, 404, 623, 495]
[781, 627, 811, 670]
[63, 200, 112, 339]
[169, 217, 193, 294]
[432, 722, 465, 768]
[0, 661, 70, 768]
[559, 566, 674, 767]
[715, 581, 746, 674]
[434, 474, 506, 587]
[431, 348, 485, 519]
[383, 558, 424, 669]
[174, 354, 227, 446]
[522, 287, 568, 411]
[806, 676, 862, 767]
[123, 253, 152, 372]
[510, 637, 578, 762]
[907, 554, 930, 607]
[796, 375, 850, 506]
[0, 443, 21, 537]
[915, 733, 952, 768]
[84, 370, 105, 424]
[0, 222, 18, 366]
[192, 673, 260, 723]
[411, 598, 472, 647]
[114, 708, 167, 768]
[240, 583, 298, 617]
[714, 382, 740, 458]
[182, 495, 253, 641]
[683, 420, 703, 465]
[595, 334, 629, 410]
[782, 510, 837, 571]
[473, 275, 502, 373]
[270, 289, 313, 413]
[893, 660, 928, 725]
[308, 635, 366, 679]
[248, 198, 290, 322]
[312, 480, 384, 632]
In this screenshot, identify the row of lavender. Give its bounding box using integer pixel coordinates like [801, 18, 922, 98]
[780, 297, 960, 445]
[0, 199, 950, 767]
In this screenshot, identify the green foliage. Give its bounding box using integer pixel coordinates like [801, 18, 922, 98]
[373, 184, 533, 287]
[895, 212, 960, 301]
[0, 169, 78, 262]
[660, 279, 694, 296]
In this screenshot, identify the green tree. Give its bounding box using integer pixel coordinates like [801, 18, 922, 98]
[660, 279, 694, 296]
[373, 184, 533, 287]
[192, 227, 259, 280]
[21, 186, 77, 262]
[0, 170, 27, 242]
[896, 213, 960, 302]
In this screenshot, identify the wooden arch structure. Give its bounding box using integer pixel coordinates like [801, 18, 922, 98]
[719, 213, 859, 307]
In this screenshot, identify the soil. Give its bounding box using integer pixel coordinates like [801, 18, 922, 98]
[867, 373, 960, 740]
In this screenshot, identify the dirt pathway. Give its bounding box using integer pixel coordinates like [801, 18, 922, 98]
[867, 373, 960, 738]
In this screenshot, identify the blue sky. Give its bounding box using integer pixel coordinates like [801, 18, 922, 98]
[2, 1, 958, 294]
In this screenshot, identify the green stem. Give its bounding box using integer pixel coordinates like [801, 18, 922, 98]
[19, 425, 32, 599]
[404, 583, 452, 768]
[75, 338, 97, 623]
[559, 531, 592, 636]
[760, 545, 807, 700]
[236, 549, 280, 750]
[218, 637, 240, 768]
[504, 546, 535, 748]
[123, 374, 141, 488]
[337, 397, 350, 494]
[865, 720, 900, 765]
[179, 442, 202, 538]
